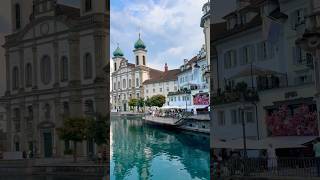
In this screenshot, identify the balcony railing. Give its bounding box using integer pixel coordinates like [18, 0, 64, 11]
[212, 88, 259, 106]
[214, 157, 320, 178]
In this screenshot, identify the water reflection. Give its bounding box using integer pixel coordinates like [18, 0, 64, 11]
[111, 115, 210, 180]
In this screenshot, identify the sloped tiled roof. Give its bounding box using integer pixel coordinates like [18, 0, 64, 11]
[143, 69, 179, 84]
[212, 15, 262, 42]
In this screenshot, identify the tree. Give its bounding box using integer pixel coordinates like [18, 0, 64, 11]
[150, 95, 166, 107]
[128, 98, 138, 111]
[145, 98, 152, 107]
[56, 117, 88, 162]
[87, 114, 109, 162]
[137, 98, 145, 111]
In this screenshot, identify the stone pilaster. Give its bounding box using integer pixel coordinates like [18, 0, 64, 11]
[19, 48, 24, 91]
[94, 30, 108, 82]
[68, 33, 82, 117]
[53, 41, 60, 87]
[32, 46, 38, 89]
[5, 51, 11, 95]
[5, 104, 12, 151]
[32, 97, 40, 158]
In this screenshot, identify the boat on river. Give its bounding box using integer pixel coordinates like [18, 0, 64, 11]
[143, 106, 210, 134]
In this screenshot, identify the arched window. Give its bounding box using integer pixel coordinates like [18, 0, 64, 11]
[143, 56, 146, 65]
[123, 79, 126, 89]
[15, 4, 21, 29]
[60, 56, 68, 81]
[114, 62, 117, 71]
[25, 63, 32, 87]
[12, 66, 19, 90]
[83, 53, 93, 79]
[136, 56, 139, 65]
[40, 55, 52, 84]
[85, 0, 92, 12]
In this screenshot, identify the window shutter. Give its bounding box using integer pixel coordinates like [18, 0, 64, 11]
[224, 52, 228, 69]
[257, 42, 262, 61]
[239, 47, 245, 65]
[233, 50, 237, 67]
[292, 46, 298, 64]
[290, 11, 297, 30]
[267, 42, 275, 59]
[250, 45, 255, 62]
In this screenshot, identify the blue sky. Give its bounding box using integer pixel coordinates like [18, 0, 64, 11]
[110, 0, 208, 71]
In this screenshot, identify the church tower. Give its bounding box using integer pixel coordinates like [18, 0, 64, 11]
[32, 0, 57, 18]
[80, 0, 108, 16]
[133, 34, 147, 67]
[11, 0, 33, 32]
[112, 45, 125, 71]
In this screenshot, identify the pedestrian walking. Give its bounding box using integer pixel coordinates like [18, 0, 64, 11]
[267, 143, 277, 172]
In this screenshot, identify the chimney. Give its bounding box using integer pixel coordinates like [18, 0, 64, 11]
[164, 63, 168, 72]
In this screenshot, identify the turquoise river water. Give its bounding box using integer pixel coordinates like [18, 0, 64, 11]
[110, 115, 210, 180]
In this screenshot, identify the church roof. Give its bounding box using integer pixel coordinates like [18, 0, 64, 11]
[113, 46, 124, 57]
[134, 35, 146, 49]
[143, 69, 180, 84]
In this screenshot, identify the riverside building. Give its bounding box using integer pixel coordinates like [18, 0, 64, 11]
[211, 0, 317, 144]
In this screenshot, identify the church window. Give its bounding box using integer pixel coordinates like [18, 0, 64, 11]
[114, 63, 117, 71]
[136, 78, 139, 87]
[129, 79, 131, 88]
[118, 81, 120, 89]
[143, 56, 146, 65]
[12, 66, 19, 90]
[85, 0, 92, 12]
[123, 79, 126, 89]
[61, 56, 68, 82]
[25, 63, 32, 87]
[136, 56, 139, 65]
[114, 83, 116, 90]
[41, 55, 52, 85]
[15, 4, 21, 29]
[83, 53, 93, 79]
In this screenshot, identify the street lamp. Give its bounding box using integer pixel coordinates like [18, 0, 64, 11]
[239, 92, 247, 159]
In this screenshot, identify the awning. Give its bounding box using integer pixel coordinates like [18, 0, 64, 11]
[161, 105, 183, 110]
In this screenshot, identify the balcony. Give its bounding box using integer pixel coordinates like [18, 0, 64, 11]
[212, 82, 259, 106]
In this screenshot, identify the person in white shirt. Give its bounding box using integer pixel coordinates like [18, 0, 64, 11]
[267, 143, 277, 171]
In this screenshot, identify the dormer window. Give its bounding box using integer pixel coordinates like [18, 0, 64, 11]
[85, 0, 92, 12]
[15, 4, 21, 29]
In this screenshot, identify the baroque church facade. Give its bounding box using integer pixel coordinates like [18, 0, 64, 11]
[111, 35, 163, 112]
[1, 0, 109, 158]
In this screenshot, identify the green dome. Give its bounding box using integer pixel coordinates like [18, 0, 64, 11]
[134, 35, 146, 49]
[113, 46, 124, 57]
